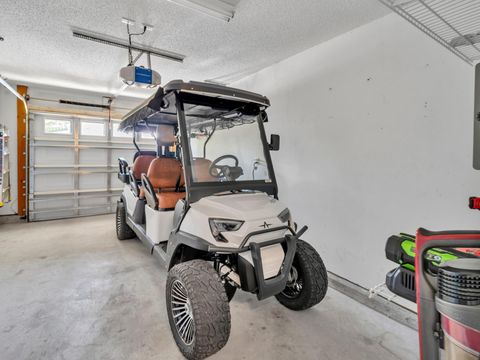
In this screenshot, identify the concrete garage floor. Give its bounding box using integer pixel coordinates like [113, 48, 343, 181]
[0, 215, 418, 360]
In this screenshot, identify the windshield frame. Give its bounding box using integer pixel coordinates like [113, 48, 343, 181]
[176, 92, 278, 204]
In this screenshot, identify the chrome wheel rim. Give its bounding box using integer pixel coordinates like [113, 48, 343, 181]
[282, 265, 303, 299]
[170, 280, 195, 345]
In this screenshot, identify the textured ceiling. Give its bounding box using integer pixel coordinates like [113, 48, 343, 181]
[0, 0, 388, 98]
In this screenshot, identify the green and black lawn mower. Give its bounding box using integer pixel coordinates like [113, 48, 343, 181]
[385, 233, 480, 303]
[384, 231, 480, 360]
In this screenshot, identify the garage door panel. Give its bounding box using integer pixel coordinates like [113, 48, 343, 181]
[79, 149, 108, 165]
[35, 147, 75, 165]
[35, 198, 75, 211]
[110, 173, 123, 189]
[79, 196, 109, 207]
[34, 173, 74, 193]
[79, 173, 107, 189]
[29, 114, 153, 221]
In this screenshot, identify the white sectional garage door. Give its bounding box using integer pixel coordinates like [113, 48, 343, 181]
[28, 113, 154, 221]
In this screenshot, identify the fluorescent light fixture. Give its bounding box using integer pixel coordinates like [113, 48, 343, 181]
[168, 0, 235, 22]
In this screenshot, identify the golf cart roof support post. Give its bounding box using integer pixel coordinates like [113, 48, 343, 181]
[132, 129, 140, 153]
[257, 111, 279, 199]
[176, 92, 192, 204]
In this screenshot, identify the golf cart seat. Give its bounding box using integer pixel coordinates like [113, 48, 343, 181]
[130, 153, 156, 198]
[132, 154, 156, 180]
[142, 157, 185, 210]
[192, 158, 217, 182]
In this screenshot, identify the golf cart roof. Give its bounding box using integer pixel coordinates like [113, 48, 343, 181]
[118, 80, 270, 132]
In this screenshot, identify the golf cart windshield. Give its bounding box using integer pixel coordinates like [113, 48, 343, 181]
[184, 102, 271, 184]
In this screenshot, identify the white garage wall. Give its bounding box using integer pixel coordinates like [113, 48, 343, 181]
[233, 14, 480, 289]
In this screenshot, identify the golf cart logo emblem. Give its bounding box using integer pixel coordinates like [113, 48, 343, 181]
[259, 221, 272, 229]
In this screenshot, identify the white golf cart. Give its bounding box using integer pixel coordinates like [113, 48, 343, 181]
[116, 80, 328, 359]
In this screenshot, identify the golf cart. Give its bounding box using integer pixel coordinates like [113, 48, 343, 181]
[116, 80, 328, 359]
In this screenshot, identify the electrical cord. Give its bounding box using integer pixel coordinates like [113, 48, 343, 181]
[127, 23, 147, 66]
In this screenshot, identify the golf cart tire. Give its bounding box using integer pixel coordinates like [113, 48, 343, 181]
[275, 239, 328, 311]
[116, 201, 135, 240]
[166, 260, 231, 360]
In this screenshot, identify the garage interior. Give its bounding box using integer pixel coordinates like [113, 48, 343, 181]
[1, 1, 480, 359]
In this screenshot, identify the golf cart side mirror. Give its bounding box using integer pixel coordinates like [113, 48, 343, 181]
[269, 134, 280, 151]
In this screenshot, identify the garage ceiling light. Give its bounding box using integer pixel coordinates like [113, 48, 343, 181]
[167, 0, 235, 22]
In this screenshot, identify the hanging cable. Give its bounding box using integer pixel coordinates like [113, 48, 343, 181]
[127, 23, 147, 66]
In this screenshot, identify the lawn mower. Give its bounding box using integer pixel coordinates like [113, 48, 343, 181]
[116, 80, 328, 359]
[385, 231, 480, 359]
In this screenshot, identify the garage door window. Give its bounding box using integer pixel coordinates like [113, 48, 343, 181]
[44, 119, 72, 135]
[112, 123, 130, 138]
[140, 131, 154, 140]
[80, 121, 106, 137]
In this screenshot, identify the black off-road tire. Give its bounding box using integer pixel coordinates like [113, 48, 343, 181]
[275, 239, 328, 310]
[166, 260, 231, 360]
[116, 201, 135, 240]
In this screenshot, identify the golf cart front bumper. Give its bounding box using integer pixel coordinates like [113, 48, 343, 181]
[208, 226, 307, 300]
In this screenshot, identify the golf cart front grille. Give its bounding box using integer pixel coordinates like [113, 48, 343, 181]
[208, 225, 307, 300]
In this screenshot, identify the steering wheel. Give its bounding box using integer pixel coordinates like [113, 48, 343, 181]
[209, 155, 241, 180]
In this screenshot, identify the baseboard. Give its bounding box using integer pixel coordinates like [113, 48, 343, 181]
[0, 215, 23, 225]
[328, 272, 418, 331]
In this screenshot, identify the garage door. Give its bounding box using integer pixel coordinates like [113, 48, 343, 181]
[28, 113, 155, 221]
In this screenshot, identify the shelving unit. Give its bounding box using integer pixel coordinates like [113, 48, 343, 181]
[379, 0, 480, 65]
[0, 125, 11, 207]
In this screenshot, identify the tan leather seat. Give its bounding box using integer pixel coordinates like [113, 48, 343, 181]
[147, 157, 185, 210]
[132, 155, 156, 180]
[155, 191, 185, 209]
[131, 155, 155, 198]
[191, 158, 218, 182]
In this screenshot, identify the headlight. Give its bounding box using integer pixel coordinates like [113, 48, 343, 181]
[278, 208, 291, 223]
[278, 208, 296, 230]
[209, 218, 244, 242]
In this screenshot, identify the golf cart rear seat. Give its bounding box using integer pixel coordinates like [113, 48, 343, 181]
[142, 157, 185, 210]
[131, 154, 156, 198]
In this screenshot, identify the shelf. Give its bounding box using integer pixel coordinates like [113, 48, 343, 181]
[379, 0, 480, 65]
